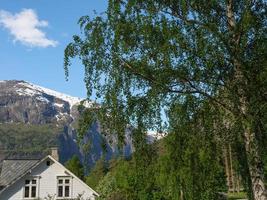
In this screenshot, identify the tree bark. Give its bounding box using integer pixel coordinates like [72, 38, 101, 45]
[233, 48, 267, 200]
[233, 49, 267, 200]
[243, 124, 267, 200]
[226, 0, 267, 199]
[224, 146, 231, 191]
[229, 144, 235, 192]
[237, 174, 240, 193]
[180, 189, 184, 200]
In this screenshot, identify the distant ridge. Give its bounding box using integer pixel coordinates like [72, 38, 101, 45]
[0, 80, 92, 108]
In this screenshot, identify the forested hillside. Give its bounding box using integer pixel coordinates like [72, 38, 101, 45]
[0, 123, 59, 155]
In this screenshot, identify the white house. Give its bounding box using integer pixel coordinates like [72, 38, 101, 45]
[0, 152, 99, 200]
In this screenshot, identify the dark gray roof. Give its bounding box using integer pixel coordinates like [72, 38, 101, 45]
[0, 159, 39, 186]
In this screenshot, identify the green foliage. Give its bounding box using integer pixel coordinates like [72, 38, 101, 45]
[86, 159, 108, 189]
[96, 172, 117, 200]
[65, 0, 267, 199]
[227, 192, 247, 200]
[65, 155, 84, 180]
[93, 136, 226, 200]
[0, 123, 60, 153]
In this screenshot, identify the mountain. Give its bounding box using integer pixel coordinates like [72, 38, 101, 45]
[0, 80, 134, 168]
[0, 80, 86, 124]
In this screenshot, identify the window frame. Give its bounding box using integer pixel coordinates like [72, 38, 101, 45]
[56, 176, 72, 199]
[23, 177, 38, 199]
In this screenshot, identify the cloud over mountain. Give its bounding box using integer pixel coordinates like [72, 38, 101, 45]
[0, 9, 58, 48]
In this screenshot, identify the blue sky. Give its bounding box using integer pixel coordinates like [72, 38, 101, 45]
[0, 0, 108, 98]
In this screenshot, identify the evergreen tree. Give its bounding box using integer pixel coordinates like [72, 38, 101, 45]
[86, 159, 108, 189]
[65, 155, 84, 180]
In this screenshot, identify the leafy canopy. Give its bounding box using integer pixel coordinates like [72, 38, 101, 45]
[64, 0, 266, 141]
[65, 155, 84, 180]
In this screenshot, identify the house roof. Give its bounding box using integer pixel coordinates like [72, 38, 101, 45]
[0, 155, 99, 197]
[0, 159, 39, 186]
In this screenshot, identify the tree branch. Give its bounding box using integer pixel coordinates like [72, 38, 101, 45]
[115, 54, 234, 114]
[116, 55, 199, 94]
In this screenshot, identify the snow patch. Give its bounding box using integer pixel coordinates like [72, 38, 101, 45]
[146, 130, 166, 143]
[54, 102, 64, 108]
[81, 100, 93, 108]
[16, 88, 41, 96]
[55, 112, 65, 121]
[16, 81, 93, 108]
[36, 96, 50, 103]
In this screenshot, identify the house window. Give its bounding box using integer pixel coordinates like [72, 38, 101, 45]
[57, 177, 71, 198]
[24, 179, 37, 198]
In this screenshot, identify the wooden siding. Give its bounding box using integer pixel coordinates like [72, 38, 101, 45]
[0, 157, 97, 200]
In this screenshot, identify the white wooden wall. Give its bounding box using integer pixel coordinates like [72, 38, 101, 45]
[0, 157, 97, 200]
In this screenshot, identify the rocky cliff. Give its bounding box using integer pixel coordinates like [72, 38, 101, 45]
[0, 80, 133, 168]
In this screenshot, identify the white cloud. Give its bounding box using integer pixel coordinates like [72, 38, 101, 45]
[0, 9, 58, 48]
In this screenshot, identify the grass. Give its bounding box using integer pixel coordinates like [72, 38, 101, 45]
[227, 192, 247, 200]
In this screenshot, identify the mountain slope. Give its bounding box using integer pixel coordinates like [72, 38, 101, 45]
[0, 80, 118, 166]
[0, 80, 91, 124]
[0, 80, 163, 167]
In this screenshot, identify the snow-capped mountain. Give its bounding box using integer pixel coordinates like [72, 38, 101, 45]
[14, 81, 91, 108]
[0, 80, 162, 166]
[0, 80, 139, 166]
[0, 80, 93, 125]
[0, 80, 113, 165]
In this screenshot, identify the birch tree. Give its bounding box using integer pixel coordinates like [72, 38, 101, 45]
[64, 1, 267, 199]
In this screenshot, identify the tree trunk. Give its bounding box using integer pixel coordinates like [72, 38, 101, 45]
[180, 189, 184, 200]
[234, 57, 266, 200]
[229, 145, 235, 192]
[243, 125, 267, 200]
[237, 174, 240, 193]
[226, 0, 267, 199]
[224, 146, 231, 191]
[234, 55, 267, 200]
